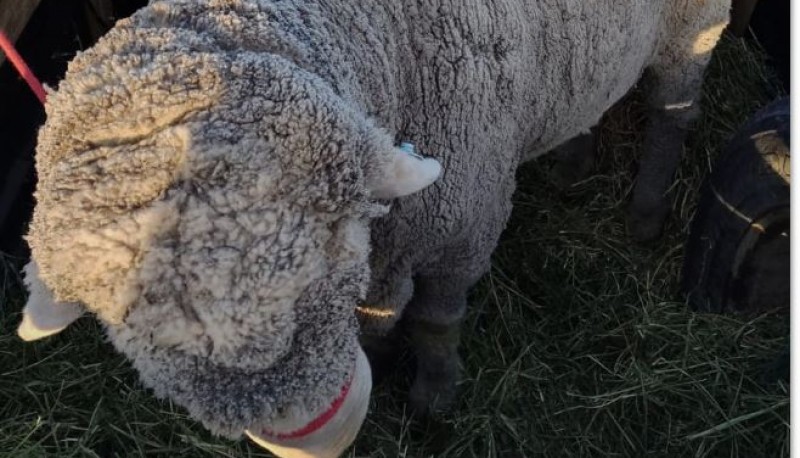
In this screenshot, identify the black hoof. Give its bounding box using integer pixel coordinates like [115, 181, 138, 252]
[627, 203, 669, 242]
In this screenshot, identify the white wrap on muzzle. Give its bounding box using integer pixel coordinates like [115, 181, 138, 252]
[245, 346, 372, 458]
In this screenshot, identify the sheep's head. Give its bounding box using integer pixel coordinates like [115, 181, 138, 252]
[19, 35, 439, 450]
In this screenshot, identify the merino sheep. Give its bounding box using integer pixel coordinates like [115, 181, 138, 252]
[17, 0, 729, 456]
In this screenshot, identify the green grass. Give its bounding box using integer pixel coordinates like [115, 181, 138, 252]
[0, 34, 788, 457]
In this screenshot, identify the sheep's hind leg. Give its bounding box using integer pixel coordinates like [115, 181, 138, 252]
[627, 104, 691, 242]
[628, 14, 727, 241]
[549, 127, 598, 189]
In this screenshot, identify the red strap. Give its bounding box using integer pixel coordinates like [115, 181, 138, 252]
[260, 376, 353, 440]
[0, 30, 47, 105]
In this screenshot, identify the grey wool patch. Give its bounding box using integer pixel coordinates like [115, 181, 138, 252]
[26, 0, 729, 438]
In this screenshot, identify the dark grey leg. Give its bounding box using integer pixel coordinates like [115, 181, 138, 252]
[403, 268, 479, 415]
[627, 9, 726, 241]
[628, 109, 689, 241]
[408, 317, 462, 414]
[549, 127, 598, 189]
[359, 328, 404, 384]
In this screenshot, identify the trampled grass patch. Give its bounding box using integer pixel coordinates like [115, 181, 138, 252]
[0, 34, 788, 457]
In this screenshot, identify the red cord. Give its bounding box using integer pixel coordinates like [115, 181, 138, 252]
[258, 375, 354, 440]
[0, 30, 47, 105]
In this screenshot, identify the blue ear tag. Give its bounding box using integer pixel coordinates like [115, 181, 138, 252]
[398, 141, 424, 160]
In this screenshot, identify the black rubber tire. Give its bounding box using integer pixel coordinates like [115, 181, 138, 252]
[683, 97, 790, 315]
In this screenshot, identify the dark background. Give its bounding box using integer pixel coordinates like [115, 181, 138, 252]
[0, 0, 790, 257]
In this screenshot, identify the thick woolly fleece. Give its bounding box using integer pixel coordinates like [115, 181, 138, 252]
[25, 0, 729, 439]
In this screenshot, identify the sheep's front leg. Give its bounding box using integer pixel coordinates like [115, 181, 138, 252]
[628, 12, 727, 241]
[409, 315, 462, 414]
[404, 272, 474, 415]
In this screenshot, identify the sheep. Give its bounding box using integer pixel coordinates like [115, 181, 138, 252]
[17, 0, 730, 456]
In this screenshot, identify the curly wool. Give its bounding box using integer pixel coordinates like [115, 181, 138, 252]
[28, 5, 394, 436]
[26, 0, 729, 438]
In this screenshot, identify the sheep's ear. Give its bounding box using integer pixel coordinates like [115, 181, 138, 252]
[369, 145, 442, 199]
[17, 262, 83, 341]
